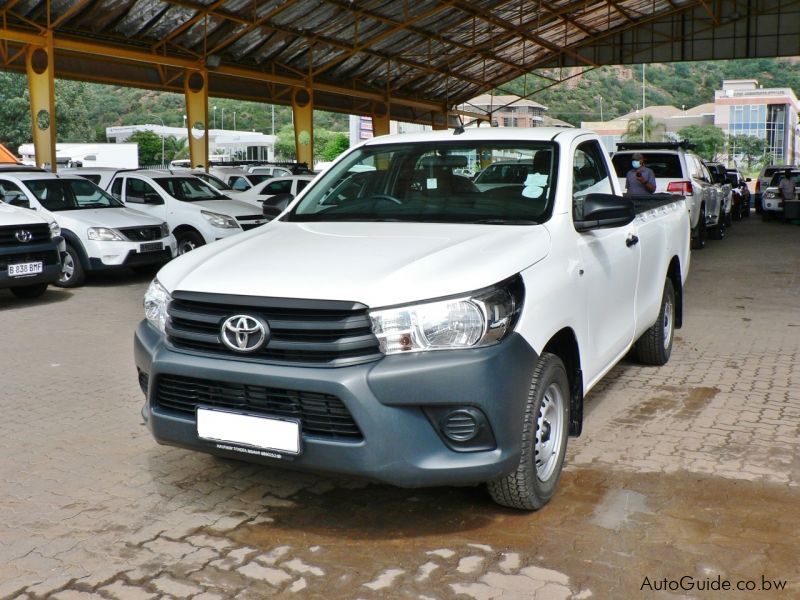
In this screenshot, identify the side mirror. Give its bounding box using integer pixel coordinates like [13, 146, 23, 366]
[144, 193, 164, 205]
[7, 195, 31, 209]
[263, 192, 294, 216]
[745, 178, 752, 182]
[262, 205, 282, 221]
[574, 194, 635, 232]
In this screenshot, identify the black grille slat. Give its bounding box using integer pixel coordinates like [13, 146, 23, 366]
[0, 224, 51, 246]
[155, 375, 362, 440]
[118, 226, 163, 241]
[166, 295, 382, 366]
[235, 214, 264, 221]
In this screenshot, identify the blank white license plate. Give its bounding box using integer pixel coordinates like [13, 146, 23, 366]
[196, 408, 300, 454]
[8, 261, 43, 277]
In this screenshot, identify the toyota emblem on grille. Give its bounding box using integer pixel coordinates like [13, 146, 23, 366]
[220, 315, 269, 353]
[15, 230, 33, 243]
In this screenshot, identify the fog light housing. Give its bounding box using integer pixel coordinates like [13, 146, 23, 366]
[424, 406, 496, 452]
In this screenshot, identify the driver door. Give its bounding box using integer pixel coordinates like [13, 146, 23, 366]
[122, 177, 167, 220]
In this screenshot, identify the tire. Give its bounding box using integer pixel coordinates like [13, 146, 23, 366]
[175, 231, 205, 255]
[710, 206, 726, 240]
[487, 353, 570, 511]
[633, 278, 675, 366]
[691, 207, 706, 249]
[10, 283, 48, 299]
[55, 244, 86, 288]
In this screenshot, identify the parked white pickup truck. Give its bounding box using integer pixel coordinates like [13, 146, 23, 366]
[135, 128, 691, 510]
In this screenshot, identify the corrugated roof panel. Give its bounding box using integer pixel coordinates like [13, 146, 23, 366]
[114, 0, 169, 38]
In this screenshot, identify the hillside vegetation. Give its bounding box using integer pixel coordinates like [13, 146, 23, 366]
[1, 58, 798, 159]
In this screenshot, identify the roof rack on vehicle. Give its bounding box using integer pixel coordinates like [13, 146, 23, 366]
[616, 140, 696, 151]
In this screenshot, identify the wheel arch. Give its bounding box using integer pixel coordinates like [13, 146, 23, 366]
[172, 224, 203, 239]
[541, 327, 584, 437]
[667, 256, 683, 329]
[59, 229, 90, 269]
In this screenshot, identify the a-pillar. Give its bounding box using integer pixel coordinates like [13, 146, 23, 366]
[25, 37, 57, 172]
[184, 69, 209, 170]
[371, 100, 390, 137]
[292, 88, 313, 169]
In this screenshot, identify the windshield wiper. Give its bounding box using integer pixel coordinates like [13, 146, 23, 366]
[465, 218, 537, 225]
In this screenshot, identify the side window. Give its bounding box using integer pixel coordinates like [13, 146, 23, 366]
[126, 178, 157, 203]
[110, 178, 123, 200]
[0, 178, 26, 199]
[572, 141, 613, 220]
[230, 177, 250, 191]
[296, 180, 309, 193]
[264, 180, 292, 195]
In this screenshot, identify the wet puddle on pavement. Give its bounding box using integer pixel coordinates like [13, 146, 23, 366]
[216, 468, 800, 598]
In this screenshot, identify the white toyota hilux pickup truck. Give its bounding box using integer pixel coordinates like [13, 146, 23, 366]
[135, 128, 691, 510]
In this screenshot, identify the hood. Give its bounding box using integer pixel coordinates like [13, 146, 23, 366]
[192, 198, 262, 216]
[0, 202, 50, 227]
[158, 221, 551, 308]
[47, 207, 165, 230]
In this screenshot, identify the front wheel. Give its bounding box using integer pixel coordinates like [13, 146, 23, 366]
[54, 244, 86, 288]
[175, 231, 205, 255]
[487, 353, 570, 511]
[10, 283, 48, 299]
[633, 278, 675, 365]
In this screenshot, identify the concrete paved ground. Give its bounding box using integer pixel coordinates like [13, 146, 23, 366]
[1, 215, 798, 599]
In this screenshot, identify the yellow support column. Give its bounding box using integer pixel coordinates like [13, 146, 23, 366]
[25, 38, 57, 172]
[372, 101, 390, 137]
[184, 70, 209, 170]
[292, 88, 314, 169]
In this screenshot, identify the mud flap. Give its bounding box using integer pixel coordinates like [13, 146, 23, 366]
[569, 368, 583, 436]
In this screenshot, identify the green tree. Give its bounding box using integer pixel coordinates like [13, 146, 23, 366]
[274, 123, 296, 160]
[728, 134, 767, 172]
[128, 130, 163, 165]
[677, 125, 726, 160]
[0, 72, 32, 154]
[623, 115, 667, 142]
[322, 133, 350, 161]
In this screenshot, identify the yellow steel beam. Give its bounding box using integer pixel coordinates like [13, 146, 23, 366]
[25, 36, 56, 171]
[184, 69, 209, 170]
[292, 88, 314, 168]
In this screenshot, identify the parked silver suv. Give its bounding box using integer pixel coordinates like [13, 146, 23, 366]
[613, 142, 722, 249]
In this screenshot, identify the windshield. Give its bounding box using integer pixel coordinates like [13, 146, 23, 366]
[154, 177, 229, 201]
[769, 172, 800, 186]
[287, 141, 557, 224]
[26, 178, 123, 211]
[196, 173, 233, 191]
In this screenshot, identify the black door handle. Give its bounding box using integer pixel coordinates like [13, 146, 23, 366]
[626, 234, 639, 247]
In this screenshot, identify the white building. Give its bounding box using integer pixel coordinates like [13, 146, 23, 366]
[106, 124, 276, 163]
[18, 142, 138, 168]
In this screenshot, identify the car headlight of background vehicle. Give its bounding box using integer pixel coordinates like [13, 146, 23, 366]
[48, 221, 60, 238]
[144, 278, 171, 333]
[763, 190, 776, 199]
[87, 227, 125, 241]
[370, 276, 523, 355]
[201, 210, 239, 229]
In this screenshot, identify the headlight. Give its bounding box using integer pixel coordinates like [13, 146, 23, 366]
[160, 222, 170, 237]
[87, 227, 125, 241]
[201, 210, 240, 229]
[144, 278, 171, 333]
[370, 277, 523, 355]
[764, 190, 776, 199]
[48, 221, 60, 238]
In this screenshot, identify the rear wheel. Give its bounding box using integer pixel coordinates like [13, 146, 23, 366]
[633, 278, 675, 366]
[55, 244, 86, 288]
[487, 353, 569, 511]
[10, 283, 48, 299]
[691, 206, 706, 249]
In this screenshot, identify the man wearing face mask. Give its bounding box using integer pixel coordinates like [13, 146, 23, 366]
[625, 152, 656, 195]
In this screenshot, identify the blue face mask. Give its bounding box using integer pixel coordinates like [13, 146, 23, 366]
[632, 160, 641, 169]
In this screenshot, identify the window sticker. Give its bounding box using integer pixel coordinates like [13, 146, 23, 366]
[523, 173, 548, 198]
[426, 178, 438, 190]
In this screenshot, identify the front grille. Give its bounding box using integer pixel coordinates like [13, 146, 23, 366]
[119, 226, 163, 241]
[155, 374, 362, 440]
[236, 214, 263, 222]
[0, 224, 51, 246]
[0, 250, 59, 271]
[166, 292, 382, 366]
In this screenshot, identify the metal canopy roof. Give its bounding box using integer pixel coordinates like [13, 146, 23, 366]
[1, 0, 799, 125]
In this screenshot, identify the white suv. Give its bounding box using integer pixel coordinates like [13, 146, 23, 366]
[613, 142, 722, 248]
[0, 171, 174, 287]
[107, 170, 266, 254]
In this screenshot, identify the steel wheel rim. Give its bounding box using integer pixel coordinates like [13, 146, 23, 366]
[177, 239, 197, 255]
[59, 253, 74, 283]
[663, 294, 674, 350]
[535, 383, 565, 481]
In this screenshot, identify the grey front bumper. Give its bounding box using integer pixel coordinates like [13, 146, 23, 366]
[135, 321, 538, 487]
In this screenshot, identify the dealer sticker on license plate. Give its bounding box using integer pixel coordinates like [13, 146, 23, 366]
[196, 407, 300, 454]
[139, 242, 163, 252]
[8, 261, 43, 277]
